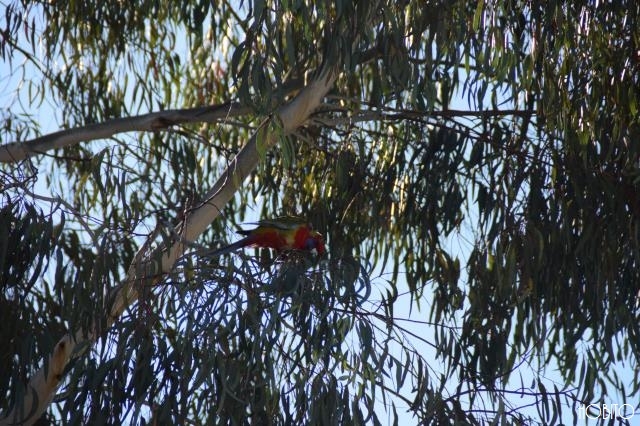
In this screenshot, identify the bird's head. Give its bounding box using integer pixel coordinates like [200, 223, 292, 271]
[305, 231, 326, 255]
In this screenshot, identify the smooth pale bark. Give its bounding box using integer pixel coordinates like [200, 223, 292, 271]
[0, 103, 245, 163]
[0, 64, 338, 426]
[0, 78, 308, 163]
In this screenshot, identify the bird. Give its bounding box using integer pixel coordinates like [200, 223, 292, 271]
[207, 218, 325, 257]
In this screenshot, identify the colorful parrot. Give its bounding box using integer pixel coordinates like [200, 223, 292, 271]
[208, 218, 325, 257]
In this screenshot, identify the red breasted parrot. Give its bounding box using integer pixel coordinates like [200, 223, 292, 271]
[208, 218, 325, 257]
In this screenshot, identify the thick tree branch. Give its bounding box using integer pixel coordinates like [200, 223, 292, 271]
[0, 62, 339, 426]
[0, 78, 306, 164]
[0, 103, 247, 163]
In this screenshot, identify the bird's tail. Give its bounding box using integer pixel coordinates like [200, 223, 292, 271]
[202, 237, 251, 257]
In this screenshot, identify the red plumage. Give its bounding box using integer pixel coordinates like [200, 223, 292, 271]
[207, 219, 325, 257]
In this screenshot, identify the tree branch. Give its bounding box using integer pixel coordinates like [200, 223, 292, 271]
[0, 78, 306, 164]
[0, 103, 245, 163]
[311, 106, 536, 128]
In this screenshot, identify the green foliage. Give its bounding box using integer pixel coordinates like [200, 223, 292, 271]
[0, 193, 61, 415]
[2, 0, 640, 424]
